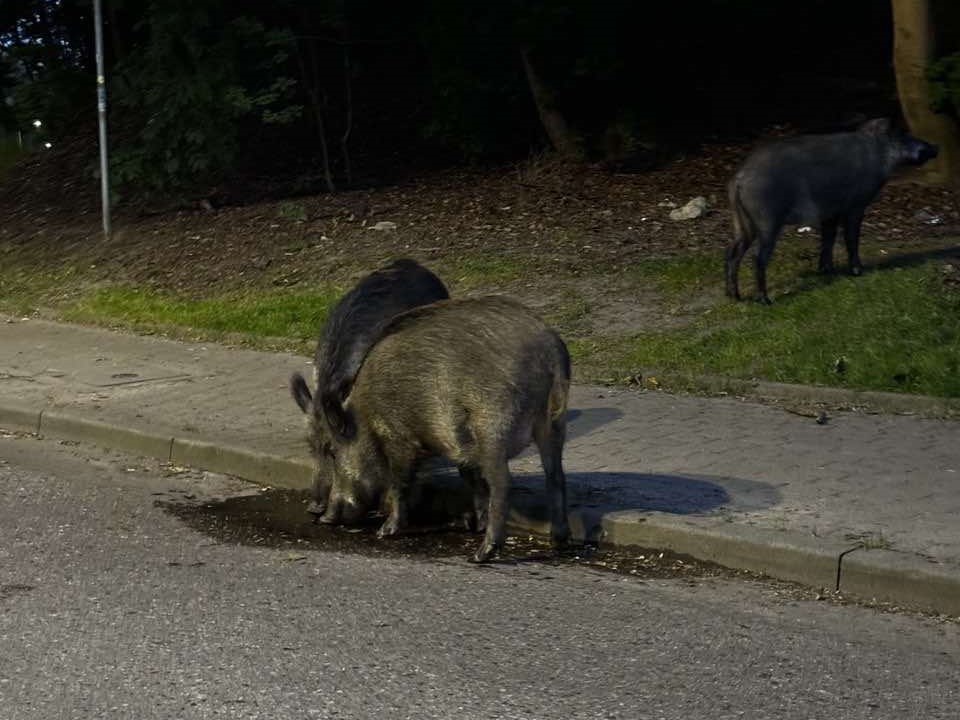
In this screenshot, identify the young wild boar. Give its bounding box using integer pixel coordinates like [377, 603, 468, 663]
[316, 295, 572, 564]
[290, 258, 449, 516]
[725, 118, 938, 304]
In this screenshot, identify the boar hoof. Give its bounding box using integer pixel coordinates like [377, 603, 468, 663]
[470, 542, 501, 564]
[756, 295, 773, 306]
[376, 516, 402, 539]
[461, 510, 487, 533]
[850, 265, 863, 277]
[474, 508, 489, 534]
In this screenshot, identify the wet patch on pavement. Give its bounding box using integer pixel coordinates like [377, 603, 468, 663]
[157, 487, 960, 622]
[157, 486, 741, 581]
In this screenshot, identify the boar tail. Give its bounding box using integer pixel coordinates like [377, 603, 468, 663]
[548, 374, 570, 424]
[547, 335, 571, 424]
[728, 176, 754, 243]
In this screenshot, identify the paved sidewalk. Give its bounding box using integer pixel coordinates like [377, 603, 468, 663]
[1, 316, 959, 613]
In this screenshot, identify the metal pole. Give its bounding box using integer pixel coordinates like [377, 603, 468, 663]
[94, 0, 111, 239]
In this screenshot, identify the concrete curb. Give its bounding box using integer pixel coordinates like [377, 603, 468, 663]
[598, 512, 852, 592]
[3, 400, 958, 617]
[170, 437, 313, 490]
[0, 402, 316, 491]
[506, 504, 852, 593]
[41, 411, 175, 460]
[839, 548, 960, 616]
[0, 402, 41, 434]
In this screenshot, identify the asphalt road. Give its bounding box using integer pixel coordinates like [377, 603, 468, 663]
[1, 432, 958, 720]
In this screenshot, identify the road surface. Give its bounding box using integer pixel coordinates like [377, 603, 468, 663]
[0, 432, 957, 719]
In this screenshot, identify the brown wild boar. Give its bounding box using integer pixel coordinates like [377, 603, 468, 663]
[312, 295, 572, 563]
[290, 258, 449, 516]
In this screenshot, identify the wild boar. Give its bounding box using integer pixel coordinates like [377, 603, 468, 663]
[316, 295, 572, 563]
[290, 258, 449, 515]
[726, 118, 938, 304]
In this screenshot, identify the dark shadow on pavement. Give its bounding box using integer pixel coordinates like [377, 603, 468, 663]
[565, 407, 624, 443]
[511, 470, 777, 516]
[507, 470, 779, 544]
[418, 464, 779, 522]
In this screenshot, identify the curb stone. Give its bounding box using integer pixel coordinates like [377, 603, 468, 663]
[41, 411, 175, 460]
[1, 400, 958, 617]
[170, 437, 313, 489]
[839, 548, 960, 616]
[0, 402, 41, 434]
[507, 504, 845, 593]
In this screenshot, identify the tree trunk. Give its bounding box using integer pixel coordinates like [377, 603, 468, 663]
[520, 48, 584, 162]
[295, 37, 336, 194]
[891, 0, 960, 186]
[307, 37, 336, 193]
[107, 4, 126, 62]
[340, 31, 354, 187]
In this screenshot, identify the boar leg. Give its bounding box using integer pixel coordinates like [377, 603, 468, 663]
[843, 213, 865, 276]
[471, 457, 510, 563]
[536, 418, 571, 550]
[725, 230, 754, 300]
[817, 219, 839, 274]
[458, 464, 489, 533]
[753, 229, 779, 305]
[377, 458, 415, 538]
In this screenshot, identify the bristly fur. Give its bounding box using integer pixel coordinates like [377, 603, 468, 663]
[325, 295, 573, 562]
[311, 258, 449, 439]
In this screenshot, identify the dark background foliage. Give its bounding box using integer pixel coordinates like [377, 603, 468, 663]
[0, 0, 950, 201]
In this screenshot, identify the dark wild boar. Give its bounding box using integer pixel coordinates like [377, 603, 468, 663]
[316, 295, 572, 564]
[290, 258, 449, 515]
[725, 118, 938, 304]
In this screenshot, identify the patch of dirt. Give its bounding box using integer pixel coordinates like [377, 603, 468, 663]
[1, 129, 958, 340]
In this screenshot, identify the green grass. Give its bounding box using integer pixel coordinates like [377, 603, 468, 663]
[445, 254, 526, 289]
[277, 201, 307, 223]
[599, 264, 960, 397]
[626, 246, 824, 303]
[0, 262, 86, 315]
[63, 286, 341, 348]
[546, 291, 592, 334]
[627, 254, 722, 300]
[3, 240, 958, 399]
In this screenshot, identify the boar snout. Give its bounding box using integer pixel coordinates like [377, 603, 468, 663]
[306, 500, 326, 522]
[318, 495, 366, 525]
[904, 139, 938, 165]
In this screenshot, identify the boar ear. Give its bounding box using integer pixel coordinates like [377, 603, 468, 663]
[290, 373, 314, 414]
[859, 118, 892, 136]
[320, 393, 357, 442]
